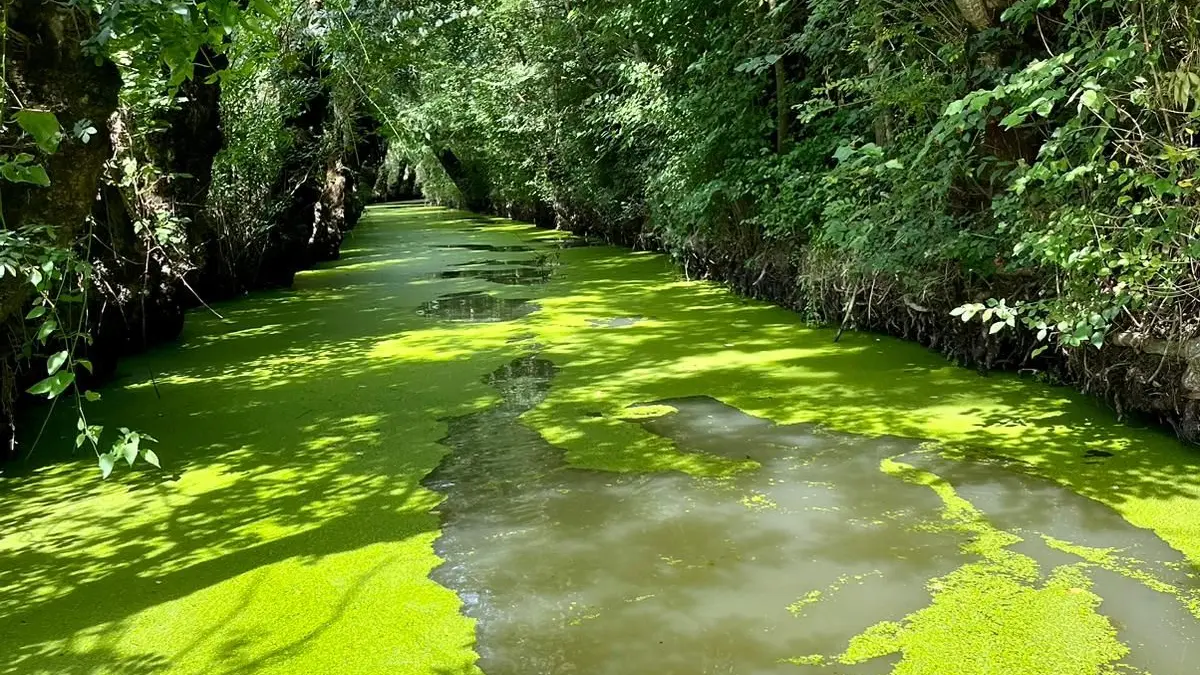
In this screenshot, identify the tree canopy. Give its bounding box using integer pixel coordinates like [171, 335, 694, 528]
[3, 0, 1200, 460]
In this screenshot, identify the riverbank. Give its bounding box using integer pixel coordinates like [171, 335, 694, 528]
[484, 198, 1200, 449]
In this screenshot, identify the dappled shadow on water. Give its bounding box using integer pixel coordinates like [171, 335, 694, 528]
[0, 206, 564, 674]
[5, 203, 1200, 673]
[485, 232, 1200, 538]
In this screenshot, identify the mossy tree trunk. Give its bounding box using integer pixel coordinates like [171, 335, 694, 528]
[264, 45, 332, 283]
[0, 0, 121, 455]
[85, 43, 230, 378]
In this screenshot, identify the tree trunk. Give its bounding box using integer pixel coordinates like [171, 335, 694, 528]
[263, 45, 331, 285]
[86, 38, 231, 376]
[0, 0, 121, 456]
[154, 44, 229, 292]
[311, 154, 349, 261]
[955, 0, 992, 30]
[436, 148, 491, 211]
[767, 0, 789, 154]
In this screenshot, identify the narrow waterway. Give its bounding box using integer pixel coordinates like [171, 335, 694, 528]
[4, 204, 1200, 674]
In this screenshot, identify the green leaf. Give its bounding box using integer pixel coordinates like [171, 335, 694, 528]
[75, 433, 86, 448]
[84, 390, 101, 402]
[26, 370, 74, 398]
[27, 376, 53, 396]
[46, 350, 68, 375]
[22, 165, 50, 187]
[50, 371, 75, 396]
[77, 359, 94, 374]
[26, 306, 46, 320]
[1, 160, 51, 187]
[15, 110, 61, 153]
[143, 449, 161, 469]
[989, 321, 1006, 334]
[121, 435, 140, 467]
[251, 0, 281, 21]
[99, 453, 115, 479]
[1000, 111, 1025, 128]
[36, 319, 57, 344]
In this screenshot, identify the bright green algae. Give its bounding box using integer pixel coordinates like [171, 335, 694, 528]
[0, 206, 533, 674]
[2, 203, 1200, 673]
[841, 459, 1129, 674]
[522, 244, 1200, 563]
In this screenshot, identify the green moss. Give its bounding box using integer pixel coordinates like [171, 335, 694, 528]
[848, 563, 1127, 675]
[783, 654, 828, 666]
[613, 403, 678, 420]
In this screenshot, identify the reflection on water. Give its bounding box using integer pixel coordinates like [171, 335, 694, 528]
[426, 358, 1200, 674]
[416, 291, 539, 323]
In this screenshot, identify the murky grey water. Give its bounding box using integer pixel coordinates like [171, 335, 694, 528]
[424, 355, 1200, 674]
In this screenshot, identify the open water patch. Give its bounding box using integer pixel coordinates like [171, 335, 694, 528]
[452, 253, 557, 268]
[433, 244, 537, 253]
[425, 368, 1200, 674]
[434, 267, 552, 286]
[416, 291, 539, 323]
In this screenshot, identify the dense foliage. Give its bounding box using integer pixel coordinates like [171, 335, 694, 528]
[354, 0, 1199, 356]
[3, 0, 1200, 465]
[0, 0, 389, 469]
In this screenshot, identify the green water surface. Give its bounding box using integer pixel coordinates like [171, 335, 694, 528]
[3, 203, 1200, 674]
